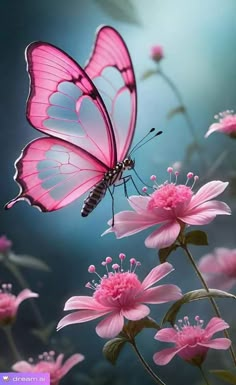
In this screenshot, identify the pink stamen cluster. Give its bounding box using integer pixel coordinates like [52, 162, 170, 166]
[147, 168, 199, 210]
[0, 283, 13, 294]
[29, 351, 56, 364]
[174, 316, 205, 347]
[86, 254, 142, 302]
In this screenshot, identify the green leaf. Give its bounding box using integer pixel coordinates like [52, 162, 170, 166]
[31, 321, 56, 344]
[162, 289, 236, 326]
[184, 230, 208, 246]
[210, 370, 236, 384]
[8, 253, 51, 271]
[95, 0, 141, 25]
[158, 244, 179, 263]
[123, 317, 160, 339]
[167, 105, 186, 120]
[103, 337, 127, 365]
[140, 69, 159, 80]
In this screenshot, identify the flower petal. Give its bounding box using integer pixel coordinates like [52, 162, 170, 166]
[205, 123, 222, 138]
[12, 361, 33, 372]
[59, 353, 85, 378]
[64, 296, 107, 311]
[140, 285, 182, 303]
[198, 253, 222, 273]
[145, 221, 180, 249]
[141, 262, 174, 290]
[153, 346, 185, 365]
[179, 201, 231, 225]
[15, 289, 39, 308]
[188, 181, 229, 210]
[202, 274, 236, 291]
[57, 309, 110, 330]
[121, 304, 150, 320]
[96, 312, 124, 338]
[154, 328, 177, 343]
[55, 354, 64, 369]
[102, 211, 157, 238]
[128, 196, 173, 221]
[199, 338, 231, 350]
[205, 317, 229, 337]
[128, 195, 152, 213]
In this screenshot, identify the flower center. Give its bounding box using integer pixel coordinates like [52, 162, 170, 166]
[148, 183, 193, 210]
[29, 352, 57, 376]
[175, 316, 206, 347]
[87, 254, 142, 308]
[94, 272, 141, 303]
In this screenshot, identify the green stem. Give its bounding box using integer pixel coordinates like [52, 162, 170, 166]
[3, 326, 21, 361]
[3, 260, 44, 328]
[181, 243, 236, 366]
[199, 366, 211, 385]
[131, 340, 166, 385]
[158, 67, 198, 142]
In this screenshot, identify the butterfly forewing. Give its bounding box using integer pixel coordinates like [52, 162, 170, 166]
[85, 26, 137, 162]
[26, 41, 116, 167]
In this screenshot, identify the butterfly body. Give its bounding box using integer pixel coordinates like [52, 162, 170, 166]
[6, 26, 137, 218]
[81, 157, 134, 217]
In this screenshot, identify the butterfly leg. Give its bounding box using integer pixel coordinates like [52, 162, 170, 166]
[120, 175, 142, 197]
[107, 186, 115, 226]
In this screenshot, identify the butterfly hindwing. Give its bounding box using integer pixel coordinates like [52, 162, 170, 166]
[6, 138, 107, 211]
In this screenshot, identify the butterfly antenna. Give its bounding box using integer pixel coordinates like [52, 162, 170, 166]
[130, 129, 162, 155]
[130, 127, 155, 155]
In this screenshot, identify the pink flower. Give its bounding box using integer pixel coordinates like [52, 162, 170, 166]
[57, 254, 182, 339]
[0, 283, 38, 326]
[0, 235, 12, 254]
[205, 110, 236, 138]
[103, 169, 231, 249]
[150, 45, 164, 62]
[198, 248, 236, 291]
[12, 351, 84, 385]
[153, 316, 231, 366]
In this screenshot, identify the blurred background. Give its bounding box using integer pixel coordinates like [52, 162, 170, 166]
[1, 0, 236, 384]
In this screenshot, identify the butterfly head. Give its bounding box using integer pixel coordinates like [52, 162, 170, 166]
[123, 157, 135, 170]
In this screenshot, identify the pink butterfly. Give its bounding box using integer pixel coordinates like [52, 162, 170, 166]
[6, 26, 137, 220]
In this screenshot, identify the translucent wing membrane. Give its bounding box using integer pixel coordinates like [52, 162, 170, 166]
[85, 26, 137, 162]
[26, 41, 116, 167]
[6, 138, 107, 211]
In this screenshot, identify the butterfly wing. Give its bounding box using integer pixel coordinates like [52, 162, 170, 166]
[85, 26, 137, 162]
[6, 138, 107, 211]
[26, 40, 116, 167]
[6, 26, 137, 212]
